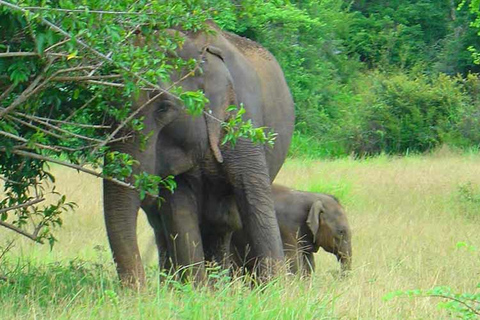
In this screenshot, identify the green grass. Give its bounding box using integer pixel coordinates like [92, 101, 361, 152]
[1, 150, 480, 319]
[0, 260, 336, 319]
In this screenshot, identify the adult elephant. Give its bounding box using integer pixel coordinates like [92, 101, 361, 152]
[103, 22, 295, 286]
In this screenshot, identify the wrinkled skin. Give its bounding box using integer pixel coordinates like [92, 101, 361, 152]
[231, 184, 352, 275]
[103, 22, 295, 286]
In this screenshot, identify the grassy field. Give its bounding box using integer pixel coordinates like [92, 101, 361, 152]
[1, 149, 479, 319]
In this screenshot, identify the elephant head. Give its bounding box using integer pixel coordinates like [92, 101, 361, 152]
[306, 195, 352, 273]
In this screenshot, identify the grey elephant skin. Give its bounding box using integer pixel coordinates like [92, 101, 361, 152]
[103, 22, 295, 285]
[231, 184, 352, 275]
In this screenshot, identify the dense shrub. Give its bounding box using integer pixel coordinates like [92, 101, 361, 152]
[343, 72, 476, 155]
[209, 0, 480, 157]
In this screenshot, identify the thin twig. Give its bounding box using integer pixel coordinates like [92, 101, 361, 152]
[0, 51, 68, 58]
[21, 6, 157, 15]
[13, 113, 110, 129]
[0, 198, 45, 215]
[0, 176, 22, 185]
[0, 51, 38, 58]
[0, 130, 72, 152]
[4, 113, 130, 149]
[1, 64, 93, 117]
[44, 38, 70, 52]
[10, 112, 107, 143]
[0, 148, 159, 198]
[0, 83, 17, 102]
[0, 59, 54, 118]
[0, 220, 41, 241]
[51, 74, 122, 81]
[0, 130, 66, 152]
[4, 115, 64, 140]
[0, 240, 15, 262]
[429, 294, 480, 316]
[64, 94, 99, 122]
[86, 80, 129, 88]
[50, 65, 97, 74]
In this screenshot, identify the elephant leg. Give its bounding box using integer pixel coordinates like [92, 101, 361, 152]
[103, 179, 145, 286]
[223, 139, 285, 279]
[143, 203, 173, 272]
[202, 228, 233, 269]
[230, 231, 254, 275]
[160, 176, 205, 282]
[201, 196, 239, 269]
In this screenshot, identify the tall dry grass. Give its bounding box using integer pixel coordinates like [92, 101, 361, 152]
[1, 150, 479, 319]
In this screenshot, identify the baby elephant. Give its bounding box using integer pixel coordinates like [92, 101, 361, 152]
[231, 184, 352, 275]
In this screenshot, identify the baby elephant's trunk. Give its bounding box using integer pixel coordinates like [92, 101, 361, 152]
[337, 243, 352, 274]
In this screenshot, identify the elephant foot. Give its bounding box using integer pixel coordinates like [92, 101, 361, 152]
[175, 261, 207, 285]
[249, 257, 286, 283]
[117, 266, 146, 290]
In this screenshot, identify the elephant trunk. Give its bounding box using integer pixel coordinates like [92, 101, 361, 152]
[224, 140, 285, 279]
[103, 179, 145, 287]
[337, 242, 352, 274]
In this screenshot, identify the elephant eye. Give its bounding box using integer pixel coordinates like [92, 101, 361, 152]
[157, 100, 172, 112]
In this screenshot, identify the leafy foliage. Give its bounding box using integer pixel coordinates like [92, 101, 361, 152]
[384, 284, 480, 319]
[205, 0, 480, 158]
[222, 105, 277, 148]
[0, 1, 274, 244]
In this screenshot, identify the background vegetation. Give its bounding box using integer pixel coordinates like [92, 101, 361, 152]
[209, 0, 480, 157]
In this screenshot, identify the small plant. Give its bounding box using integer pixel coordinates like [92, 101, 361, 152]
[384, 285, 480, 319]
[384, 242, 480, 319]
[456, 182, 480, 217]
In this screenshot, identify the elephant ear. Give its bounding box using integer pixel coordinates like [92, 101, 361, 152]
[306, 200, 324, 244]
[203, 45, 238, 164]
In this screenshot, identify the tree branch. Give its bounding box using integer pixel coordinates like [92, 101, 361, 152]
[51, 74, 122, 82]
[0, 83, 17, 102]
[44, 38, 70, 52]
[0, 176, 22, 185]
[429, 294, 480, 316]
[0, 220, 41, 241]
[13, 113, 110, 129]
[0, 198, 45, 215]
[22, 6, 157, 15]
[0, 0, 171, 94]
[0, 148, 159, 198]
[4, 114, 64, 140]
[0, 60, 52, 118]
[85, 80, 164, 92]
[0, 130, 68, 152]
[9, 112, 107, 143]
[0, 51, 38, 58]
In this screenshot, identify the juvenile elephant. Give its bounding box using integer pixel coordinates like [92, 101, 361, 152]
[230, 184, 352, 275]
[103, 22, 294, 285]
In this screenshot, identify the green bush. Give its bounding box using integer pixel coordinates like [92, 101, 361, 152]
[337, 72, 480, 155]
[210, 0, 480, 158]
[456, 181, 480, 218]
